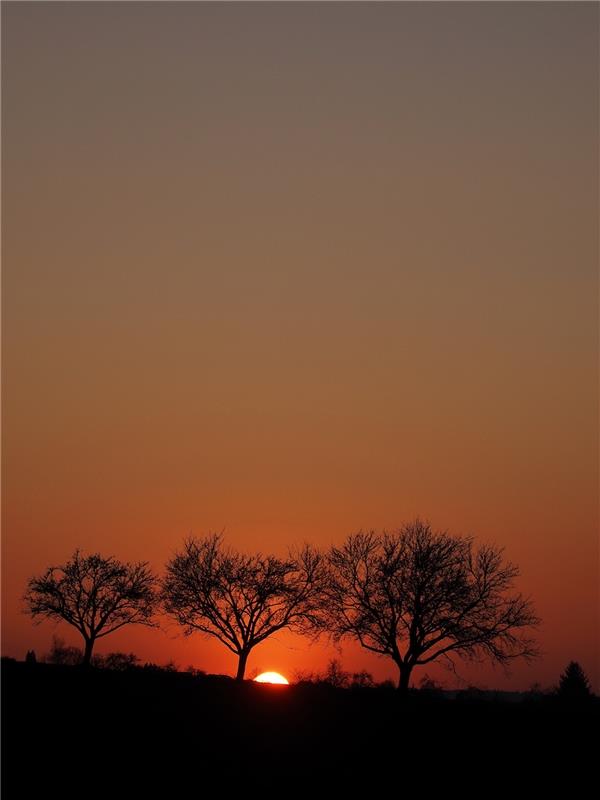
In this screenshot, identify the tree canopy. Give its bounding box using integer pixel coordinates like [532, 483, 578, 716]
[162, 534, 326, 680]
[323, 519, 540, 691]
[24, 550, 158, 665]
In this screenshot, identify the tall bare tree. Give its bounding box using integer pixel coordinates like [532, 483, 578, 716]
[162, 535, 326, 681]
[325, 520, 540, 692]
[24, 550, 158, 666]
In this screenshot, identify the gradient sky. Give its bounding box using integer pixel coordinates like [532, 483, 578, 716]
[2, 2, 598, 690]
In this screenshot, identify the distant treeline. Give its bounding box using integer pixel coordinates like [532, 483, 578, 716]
[2, 654, 596, 706]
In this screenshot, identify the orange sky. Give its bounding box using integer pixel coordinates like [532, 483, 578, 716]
[2, 2, 598, 691]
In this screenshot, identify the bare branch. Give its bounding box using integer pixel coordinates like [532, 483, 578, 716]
[162, 536, 328, 680]
[321, 519, 540, 691]
[23, 551, 158, 665]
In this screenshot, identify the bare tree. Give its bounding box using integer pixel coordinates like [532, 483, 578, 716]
[24, 550, 158, 666]
[162, 535, 326, 681]
[324, 520, 540, 692]
[322, 658, 350, 689]
[45, 635, 82, 666]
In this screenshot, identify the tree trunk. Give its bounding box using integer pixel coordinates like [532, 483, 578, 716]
[397, 664, 413, 694]
[236, 650, 249, 682]
[82, 638, 94, 668]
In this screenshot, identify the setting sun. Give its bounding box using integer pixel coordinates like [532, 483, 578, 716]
[254, 672, 289, 685]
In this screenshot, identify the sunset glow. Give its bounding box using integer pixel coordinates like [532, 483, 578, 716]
[2, 1, 597, 693]
[1, 4, 597, 787]
[254, 672, 290, 686]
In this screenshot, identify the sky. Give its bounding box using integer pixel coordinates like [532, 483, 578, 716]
[2, 1, 598, 691]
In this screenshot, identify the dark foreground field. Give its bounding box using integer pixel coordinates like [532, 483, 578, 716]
[2, 660, 598, 790]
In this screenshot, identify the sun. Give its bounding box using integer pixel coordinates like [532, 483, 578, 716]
[254, 671, 289, 685]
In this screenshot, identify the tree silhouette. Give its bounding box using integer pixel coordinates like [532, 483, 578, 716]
[323, 658, 350, 689]
[24, 550, 157, 666]
[323, 519, 540, 692]
[162, 534, 326, 681]
[45, 635, 82, 666]
[557, 661, 592, 700]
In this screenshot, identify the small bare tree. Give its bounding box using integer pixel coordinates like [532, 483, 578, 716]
[24, 550, 158, 666]
[162, 535, 326, 681]
[325, 520, 540, 692]
[45, 635, 82, 666]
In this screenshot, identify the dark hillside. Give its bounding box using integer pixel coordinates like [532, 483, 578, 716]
[2, 660, 597, 790]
